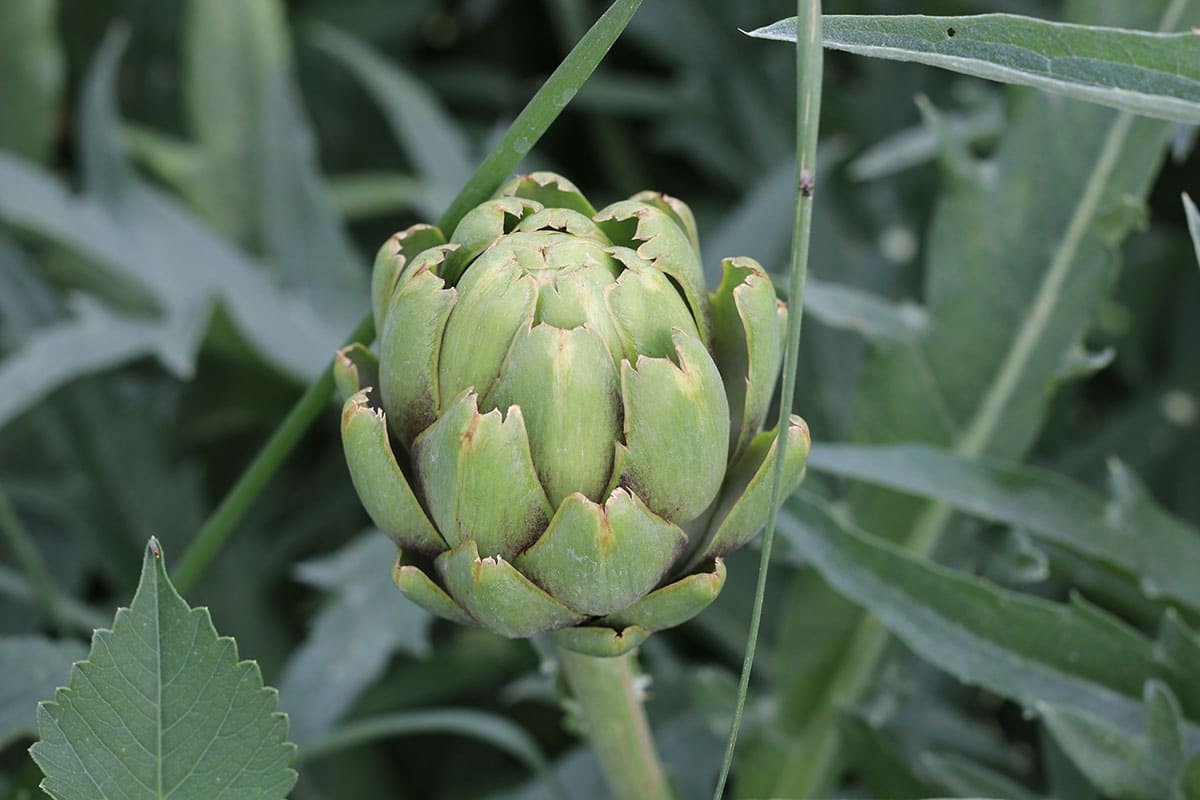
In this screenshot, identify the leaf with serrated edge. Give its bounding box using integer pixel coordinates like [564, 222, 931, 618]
[30, 539, 296, 800]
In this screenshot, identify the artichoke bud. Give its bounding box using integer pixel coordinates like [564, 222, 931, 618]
[339, 172, 809, 656]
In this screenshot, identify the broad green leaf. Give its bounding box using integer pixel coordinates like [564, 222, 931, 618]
[0, 298, 190, 430]
[753, 5, 1181, 794]
[328, 171, 427, 220]
[775, 494, 1200, 745]
[804, 279, 929, 345]
[183, 0, 288, 242]
[0, 636, 86, 748]
[310, 24, 473, 219]
[121, 125, 205, 200]
[184, 0, 365, 321]
[0, 32, 347, 403]
[30, 540, 297, 800]
[848, 98, 1003, 181]
[0, 0, 64, 161]
[1040, 681, 1188, 800]
[749, 13, 1200, 124]
[0, 565, 108, 635]
[806, 443, 1200, 615]
[850, 69, 1174, 464]
[837, 713, 941, 798]
[277, 532, 432, 744]
[294, 709, 550, 778]
[0, 233, 58, 348]
[1186, 193, 1200, 269]
[920, 751, 1043, 800]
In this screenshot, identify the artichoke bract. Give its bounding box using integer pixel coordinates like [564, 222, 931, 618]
[335, 172, 809, 657]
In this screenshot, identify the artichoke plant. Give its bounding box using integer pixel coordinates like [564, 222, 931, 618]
[335, 172, 809, 657]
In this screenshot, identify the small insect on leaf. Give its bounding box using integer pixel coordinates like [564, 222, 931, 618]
[149, 539, 161, 559]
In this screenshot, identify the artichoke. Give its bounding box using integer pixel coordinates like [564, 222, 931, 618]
[335, 172, 809, 657]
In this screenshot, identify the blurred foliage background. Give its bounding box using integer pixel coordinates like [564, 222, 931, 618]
[1, 0, 1198, 798]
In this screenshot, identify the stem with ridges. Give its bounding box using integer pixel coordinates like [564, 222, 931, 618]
[711, 2, 822, 798]
[557, 647, 672, 800]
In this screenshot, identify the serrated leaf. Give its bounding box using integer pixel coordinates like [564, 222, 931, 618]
[0, 0, 64, 162]
[277, 532, 432, 744]
[749, 13, 1200, 124]
[1040, 681, 1187, 800]
[806, 443, 1200, 615]
[0, 636, 87, 748]
[30, 539, 297, 800]
[776, 494, 1200, 746]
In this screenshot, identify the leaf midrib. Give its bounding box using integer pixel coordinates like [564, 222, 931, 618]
[153, 563, 163, 799]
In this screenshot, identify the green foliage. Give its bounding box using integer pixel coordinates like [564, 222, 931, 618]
[30, 540, 296, 800]
[752, 10, 1200, 123]
[0, 637, 86, 748]
[1, 0, 1198, 798]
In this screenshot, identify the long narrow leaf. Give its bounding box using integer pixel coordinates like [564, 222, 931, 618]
[310, 24, 473, 218]
[0, 0, 64, 161]
[777, 495, 1200, 745]
[748, 13, 1200, 124]
[806, 443, 1200, 615]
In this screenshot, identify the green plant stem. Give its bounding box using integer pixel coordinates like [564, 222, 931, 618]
[176, 0, 643, 594]
[711, 2, 822, 799]
[172, 313, 374, 593]
[557, 646, 672, 800]
[0, 485, 66, 633]
[436, 0, 644, 232]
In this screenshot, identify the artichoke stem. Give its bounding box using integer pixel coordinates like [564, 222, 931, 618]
[556, 646, 673, 800]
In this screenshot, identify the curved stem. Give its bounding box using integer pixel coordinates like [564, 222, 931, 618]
[172, 313, 374, 593]
[557, 646, 672, 800]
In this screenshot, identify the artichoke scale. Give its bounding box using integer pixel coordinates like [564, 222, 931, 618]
[340, 390, 446, 557]
[436, 540, 585, 638]
[412, 391, 553, 560]
[515, 488, 687, 617]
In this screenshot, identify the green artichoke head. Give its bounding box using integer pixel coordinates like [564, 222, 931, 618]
[336, 172, 809, 657]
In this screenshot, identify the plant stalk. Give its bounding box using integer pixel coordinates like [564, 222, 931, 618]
[172, 313, 374, 593]
[557, 646, 672, 800]
[712, 1, 822, 797]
